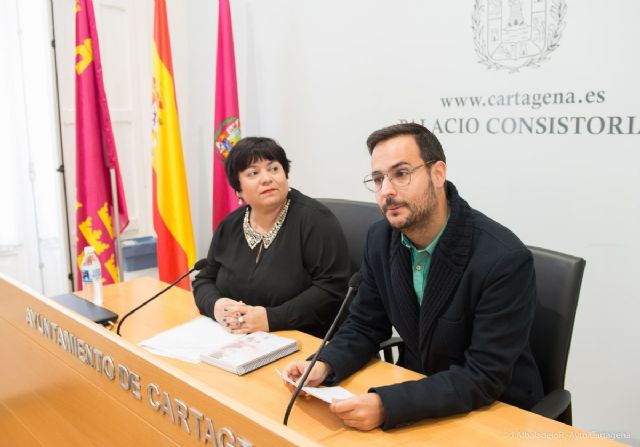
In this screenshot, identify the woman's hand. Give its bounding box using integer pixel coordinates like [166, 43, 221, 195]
[213, 297, 241, 325]
[229, 305, 269, 334]
[214, 299, 269, 334]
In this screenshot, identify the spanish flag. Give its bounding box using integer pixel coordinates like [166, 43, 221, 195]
[75, 0, 129, 287]
[152, 0, 195, 289]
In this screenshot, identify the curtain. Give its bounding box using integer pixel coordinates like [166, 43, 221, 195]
[0, 0, 70, 295]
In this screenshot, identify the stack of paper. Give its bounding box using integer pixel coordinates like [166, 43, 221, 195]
[200, 332, 298, 375]
[139, 316, 240, 363]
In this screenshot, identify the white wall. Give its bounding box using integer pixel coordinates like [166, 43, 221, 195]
[185, 0, 216, 255]
[186, 0, 640, 443]
[50, 0, 639, 444]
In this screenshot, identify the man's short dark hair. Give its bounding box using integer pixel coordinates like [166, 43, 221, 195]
[366, 123, 446, 163]
[225, 137, 291, 192]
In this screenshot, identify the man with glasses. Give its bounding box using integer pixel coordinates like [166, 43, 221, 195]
[283, 123, 543, 430]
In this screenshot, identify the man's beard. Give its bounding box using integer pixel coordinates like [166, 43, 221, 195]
[382, 179, 437, 232]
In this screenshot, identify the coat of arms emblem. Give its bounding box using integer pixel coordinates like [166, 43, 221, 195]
[214, 117, 241, 159]
[473, 0, 567, 72]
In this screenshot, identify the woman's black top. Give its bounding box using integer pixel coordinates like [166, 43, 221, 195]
[192, 189, 350, 338]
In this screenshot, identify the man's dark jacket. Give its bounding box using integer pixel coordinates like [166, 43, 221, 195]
[318, 182, 544, 429]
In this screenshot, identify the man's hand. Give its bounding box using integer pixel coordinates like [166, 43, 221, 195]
[281, 361, 332, 393]
[330, 393, 385, 431]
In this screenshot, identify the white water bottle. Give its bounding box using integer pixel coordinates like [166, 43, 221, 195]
[81, 246, 103, 306]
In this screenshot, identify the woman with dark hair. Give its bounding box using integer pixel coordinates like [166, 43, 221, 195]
[193, 137, 350, 338]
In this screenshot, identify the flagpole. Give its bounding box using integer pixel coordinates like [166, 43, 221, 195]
[110, 168, 124, 281]
[48, 0, 76, 291]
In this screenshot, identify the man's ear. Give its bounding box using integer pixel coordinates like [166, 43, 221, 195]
[431, 161, 447, 188]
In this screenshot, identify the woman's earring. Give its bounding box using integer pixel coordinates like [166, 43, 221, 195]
[236, 194, 244, 205]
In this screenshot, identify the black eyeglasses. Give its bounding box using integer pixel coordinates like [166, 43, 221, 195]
[363, 161, 436, 193]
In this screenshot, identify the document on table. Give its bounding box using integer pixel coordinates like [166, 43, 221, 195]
[276, 368, 354, 403]
[139, 316, 240, 363]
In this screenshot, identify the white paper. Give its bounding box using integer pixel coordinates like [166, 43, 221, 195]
[276, 368, 355, 404]
[139, 316, 240, 363]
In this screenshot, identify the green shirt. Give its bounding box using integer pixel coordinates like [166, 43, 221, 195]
[400, 219, 448, 304]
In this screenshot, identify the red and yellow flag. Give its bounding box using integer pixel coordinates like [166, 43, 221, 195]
[152, 0, 196, 289]
[75, 0, 129, 287]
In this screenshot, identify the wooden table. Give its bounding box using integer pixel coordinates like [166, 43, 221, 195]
[0, 275, 622, 446]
